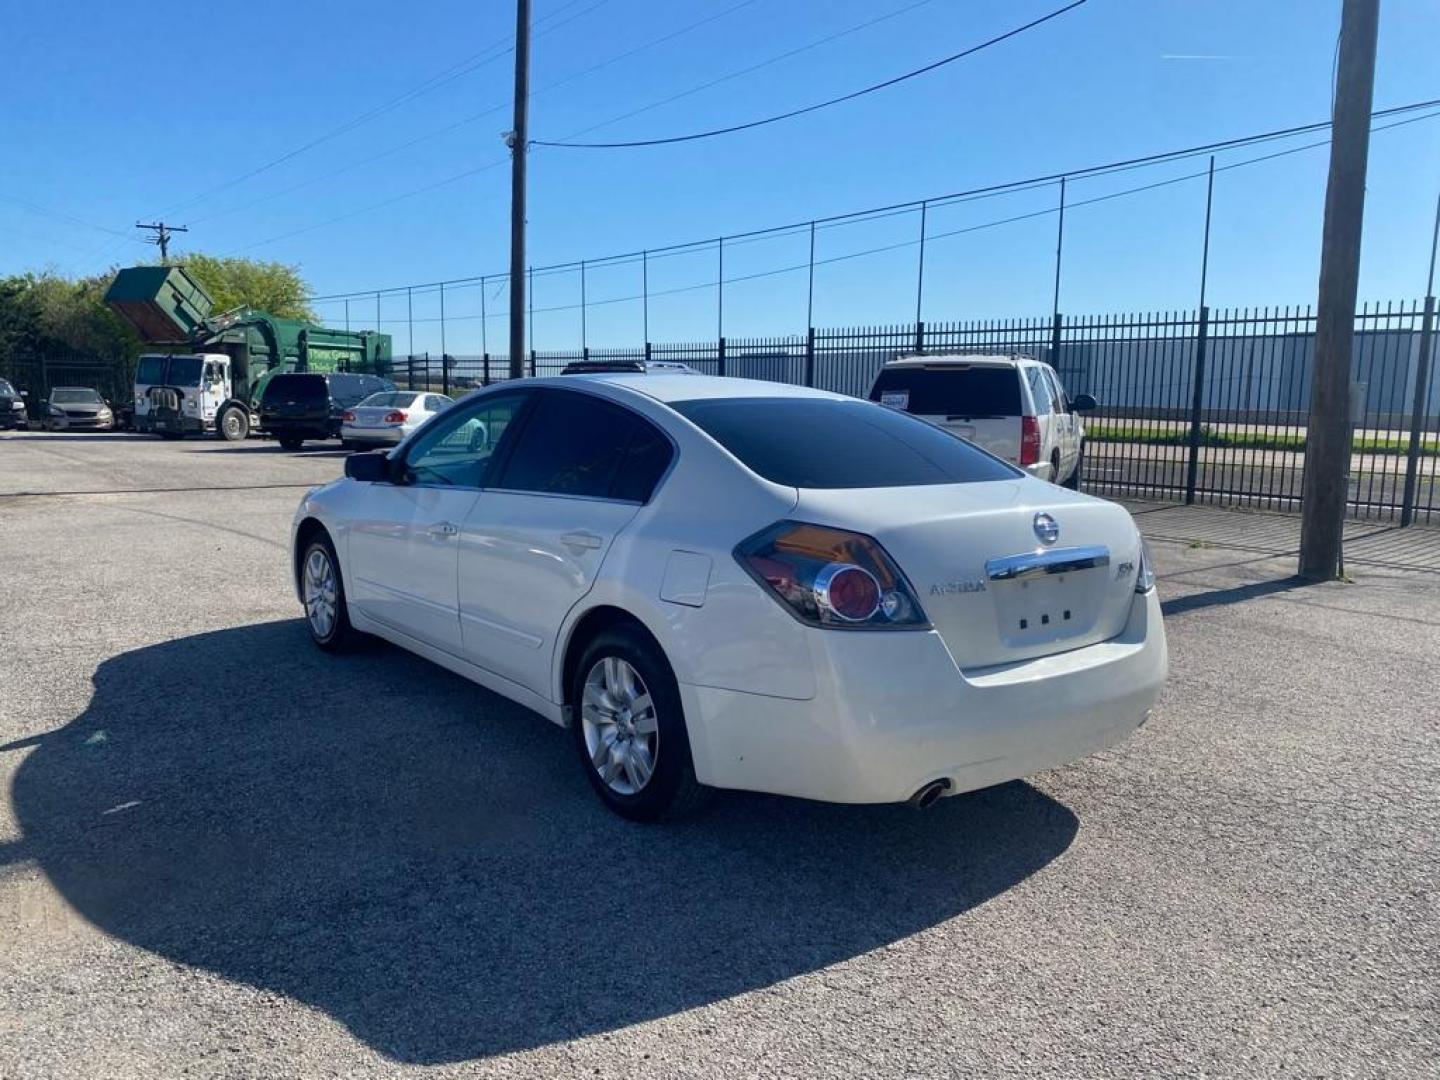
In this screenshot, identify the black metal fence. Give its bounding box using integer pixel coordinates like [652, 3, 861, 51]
[393, 299, 1440, 525]
[0, 354, 134, 418]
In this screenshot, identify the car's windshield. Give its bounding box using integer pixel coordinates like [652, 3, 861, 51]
[0, 379, 14, 397]
[357, 392, 418, 409]
[673, 396, 1021, 489]
[869, 365, 1022, 417]
[51, 388, 103, 404]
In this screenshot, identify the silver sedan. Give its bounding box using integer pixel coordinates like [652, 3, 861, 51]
[340, 391, 453, 449]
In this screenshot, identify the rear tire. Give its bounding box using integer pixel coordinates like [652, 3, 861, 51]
[1063, 443, 1084, 490]
[279, 435, 304, 451]
[218, 406, 249, 441]
[570, 623, 708, 822]
[300, 534, 359, 653]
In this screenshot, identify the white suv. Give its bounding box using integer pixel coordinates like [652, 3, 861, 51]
[868, 354, 1096, 488]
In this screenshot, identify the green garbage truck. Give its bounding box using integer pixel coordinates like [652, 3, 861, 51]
[104, 265, 391, 440]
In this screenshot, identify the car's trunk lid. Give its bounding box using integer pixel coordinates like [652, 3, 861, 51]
[349, 405, 402, 428]
[792, 482, 1143, 670]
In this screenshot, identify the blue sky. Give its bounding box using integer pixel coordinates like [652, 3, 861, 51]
[2, 0, 1438, 353]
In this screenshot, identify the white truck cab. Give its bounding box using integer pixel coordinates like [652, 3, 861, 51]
[133, 353, 234, 437]
[869, 354, 1097, 488]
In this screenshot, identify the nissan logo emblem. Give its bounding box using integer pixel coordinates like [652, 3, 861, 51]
[1033, 512, 1059, 546]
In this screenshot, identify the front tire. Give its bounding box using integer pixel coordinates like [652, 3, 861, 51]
[300, 535, 359, 652]
[218, 406, 250, 441]
[571, 624, 707, 822]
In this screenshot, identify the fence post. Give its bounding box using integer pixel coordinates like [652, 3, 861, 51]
[718, 336, 726, 377]
[914, 320, 925, 355]
[1400, 294, 1435, 526]
[442, 354, 450, 398]
[644, 341, 652, 365]
[1185, 305, 1211, 505]
[405, 354, 413, 390]
[483, 353, 491, 386]
[529, 350, 536, 377]
[804, 326, 816, 387]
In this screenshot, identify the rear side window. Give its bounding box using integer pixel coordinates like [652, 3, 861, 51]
[869, 366, 1022, 417]
[1025, 368, 1054, 414]
[499, 390, 673, 502]
[673, 397, 1020, 489]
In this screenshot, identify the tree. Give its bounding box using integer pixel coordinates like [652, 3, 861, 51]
[0, 271, 139, 359]
[171, 253, 316, 321]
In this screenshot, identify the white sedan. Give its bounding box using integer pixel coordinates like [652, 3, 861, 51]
[340, 391, 453, 449]
[292, 375, 1166, 820]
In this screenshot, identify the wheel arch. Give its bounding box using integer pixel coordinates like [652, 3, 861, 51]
[555, 602, 672, 722]
[292, 516, 334, 601]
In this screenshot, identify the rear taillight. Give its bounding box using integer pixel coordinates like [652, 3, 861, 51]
[341, 410, 356, 422]
[384, 410, 408, 423]
[736, 522, 928, 629]
[1019, 415, 1041, 465]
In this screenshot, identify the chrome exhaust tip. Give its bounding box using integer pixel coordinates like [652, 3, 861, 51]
[909, 779, 952, 810]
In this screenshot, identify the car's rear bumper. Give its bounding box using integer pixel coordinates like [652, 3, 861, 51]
[681, 587, 1166, 804]
[341, 424, 404, 445]
[263, 417, 339, 439]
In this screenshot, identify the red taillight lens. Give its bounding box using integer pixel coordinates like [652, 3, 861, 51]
[341, 410, 356, 422]
[384, 410, 408, 423]
[736, 522, 928, 629]
[1020, 415, 1041, 465]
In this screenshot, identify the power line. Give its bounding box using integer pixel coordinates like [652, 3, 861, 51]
[538, 0, 939, 148]
[533, 0, 1089, 148]
[333, 108, 1440, 325]
[300, 97, 1440, 301]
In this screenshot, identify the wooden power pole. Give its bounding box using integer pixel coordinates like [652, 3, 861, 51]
[1299, 0, 1380, 580]
[136, 221, 187, 262]
[507, 0, 531, 380]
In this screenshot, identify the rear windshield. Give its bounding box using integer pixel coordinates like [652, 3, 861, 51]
[262, 374, 327, 404]
[672, 397, 1020, 489]
[358, 392, 417, 409]
[869, 365, 1022, 417]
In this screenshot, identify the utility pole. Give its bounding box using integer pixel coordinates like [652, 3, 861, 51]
[1299, 0, 1380, 580]
[506, 0, 531, 380]
[136, 221, 187, 262]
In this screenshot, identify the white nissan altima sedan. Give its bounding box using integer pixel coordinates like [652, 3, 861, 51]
[291, 374, 1167, 821]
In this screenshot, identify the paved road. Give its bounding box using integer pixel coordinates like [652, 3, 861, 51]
[1, 431, 1436, 1079]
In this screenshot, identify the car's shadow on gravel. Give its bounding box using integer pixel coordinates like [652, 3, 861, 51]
[13, 620, 1078, 1065]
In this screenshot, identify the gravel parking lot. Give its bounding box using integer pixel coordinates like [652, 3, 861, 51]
[1, 431, 1436, 1079]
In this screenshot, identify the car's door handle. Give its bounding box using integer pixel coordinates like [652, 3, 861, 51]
[560, 530, 603, 551]
[428, 521, 459, 539]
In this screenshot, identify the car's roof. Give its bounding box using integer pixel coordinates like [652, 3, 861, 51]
[880, 353, 1039, 369]
[542, 373, 849, 405]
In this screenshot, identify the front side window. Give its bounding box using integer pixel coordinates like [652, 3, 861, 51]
[498, 390, 672, 501]
[674, 397, 1020, 489]
[402, 392, 528, 487]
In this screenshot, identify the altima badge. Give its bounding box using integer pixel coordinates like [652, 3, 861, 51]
[930, 580, 986, 596]
[1033, 512, 1060, 546]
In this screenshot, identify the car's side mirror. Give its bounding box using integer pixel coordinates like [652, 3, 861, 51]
[344, 451, 392, 483]
[1072, 393, 1098, 412]
[20, 390, 28, 398]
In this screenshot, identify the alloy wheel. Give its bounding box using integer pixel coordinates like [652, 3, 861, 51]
[581, 656, 659, 795]
[303, 547, 338, 639]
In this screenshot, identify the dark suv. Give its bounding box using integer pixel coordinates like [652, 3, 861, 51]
[0, 378, 27, 430]
[258, 372, 395, 450]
